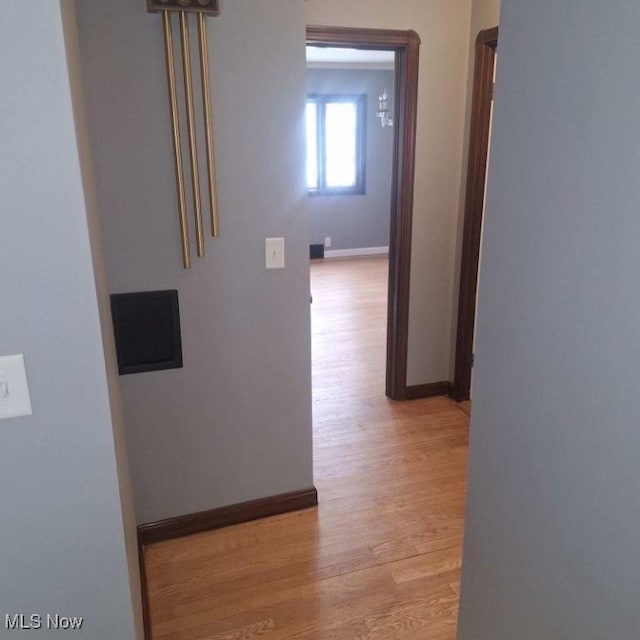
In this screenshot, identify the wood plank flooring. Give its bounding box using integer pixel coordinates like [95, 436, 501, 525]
[144, 256, 469, 640]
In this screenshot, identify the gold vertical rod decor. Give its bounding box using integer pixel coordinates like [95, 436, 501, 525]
[198, 13, 220, 237]
[180, 11, 206, 257]
[163, 11, 191, 269]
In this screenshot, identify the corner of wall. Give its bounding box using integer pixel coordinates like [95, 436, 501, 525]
[59, 1, 144, 637]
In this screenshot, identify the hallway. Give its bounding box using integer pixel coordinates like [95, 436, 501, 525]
[144, 257, 469, 639]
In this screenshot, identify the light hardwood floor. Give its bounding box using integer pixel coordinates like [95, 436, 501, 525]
[145, 256, 469, 640]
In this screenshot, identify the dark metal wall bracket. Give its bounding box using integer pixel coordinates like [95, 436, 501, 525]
[148, 0, 219, 15]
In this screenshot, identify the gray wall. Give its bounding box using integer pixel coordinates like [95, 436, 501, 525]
[60, 2, 144, 635]
[306, 68, 394, 251]
[0, 2, 139, 637]
[459, 1, 640, 638]
[76, 0, 313, 524]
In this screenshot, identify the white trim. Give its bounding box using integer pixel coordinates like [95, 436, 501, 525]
[324, 246, 389, 258]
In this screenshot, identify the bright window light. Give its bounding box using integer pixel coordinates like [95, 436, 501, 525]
[306, 102, 318, 191]
[325, 102, 357, 188]
[305, 94, 365, 195]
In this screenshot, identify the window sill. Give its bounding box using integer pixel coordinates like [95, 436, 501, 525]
[308, 188, 366, 197]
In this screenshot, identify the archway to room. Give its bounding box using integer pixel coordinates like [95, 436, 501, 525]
[306, 26, 420, 401]
[305, 39, 397, 468]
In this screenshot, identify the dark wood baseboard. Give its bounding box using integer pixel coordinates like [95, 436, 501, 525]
[449, 385, 468, 402]
[137, 488, 316, 639]
[402, 381, 453, 400]
[137, 487, 318, 547]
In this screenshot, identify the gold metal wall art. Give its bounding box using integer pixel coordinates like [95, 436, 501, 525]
[149, 0, 220, 269]
[198, 13, 220, 238]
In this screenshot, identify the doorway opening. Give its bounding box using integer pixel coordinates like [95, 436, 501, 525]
[306, 43, 396, 413]
[452, 27, 498, 403]
[306, 26, 420, 400]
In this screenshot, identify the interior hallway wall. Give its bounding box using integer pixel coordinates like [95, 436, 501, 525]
[459, 0, 640, 637]
[0, 1, 141, 636]
[61, 1, 143, 634]
[76, 0, 313, 524]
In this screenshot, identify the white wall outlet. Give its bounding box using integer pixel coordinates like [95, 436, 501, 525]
[324, 236, 332, 248]
[0, 354, 33, 420]
[265, 237, 285, 269]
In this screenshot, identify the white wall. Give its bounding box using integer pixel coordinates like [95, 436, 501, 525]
[459, 1, 640, 637]
[306, 0, 473, 385]
[0, 1, 140, 636]
[76, 0, 313, 524]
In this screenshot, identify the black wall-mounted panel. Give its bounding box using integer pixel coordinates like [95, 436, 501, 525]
[110, 290, 183, 375]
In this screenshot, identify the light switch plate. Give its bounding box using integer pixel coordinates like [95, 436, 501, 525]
[265, 237, 285, 269]
[0, 354, 33, 420]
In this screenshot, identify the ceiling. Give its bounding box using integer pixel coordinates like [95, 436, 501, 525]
[306, 46, 395, 70]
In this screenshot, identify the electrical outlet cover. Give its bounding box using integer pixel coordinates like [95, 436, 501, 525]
[0, 354, 33, 420]
[265, 238, 285, 269]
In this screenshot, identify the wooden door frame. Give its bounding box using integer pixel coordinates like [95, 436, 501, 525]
[307, 26, 421, 401]
[451, 27, 498, 402]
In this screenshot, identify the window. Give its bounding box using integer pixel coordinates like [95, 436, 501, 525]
[306, 94, 366, 195]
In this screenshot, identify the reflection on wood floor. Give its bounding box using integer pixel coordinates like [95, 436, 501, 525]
[145, 255, 469, 640]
